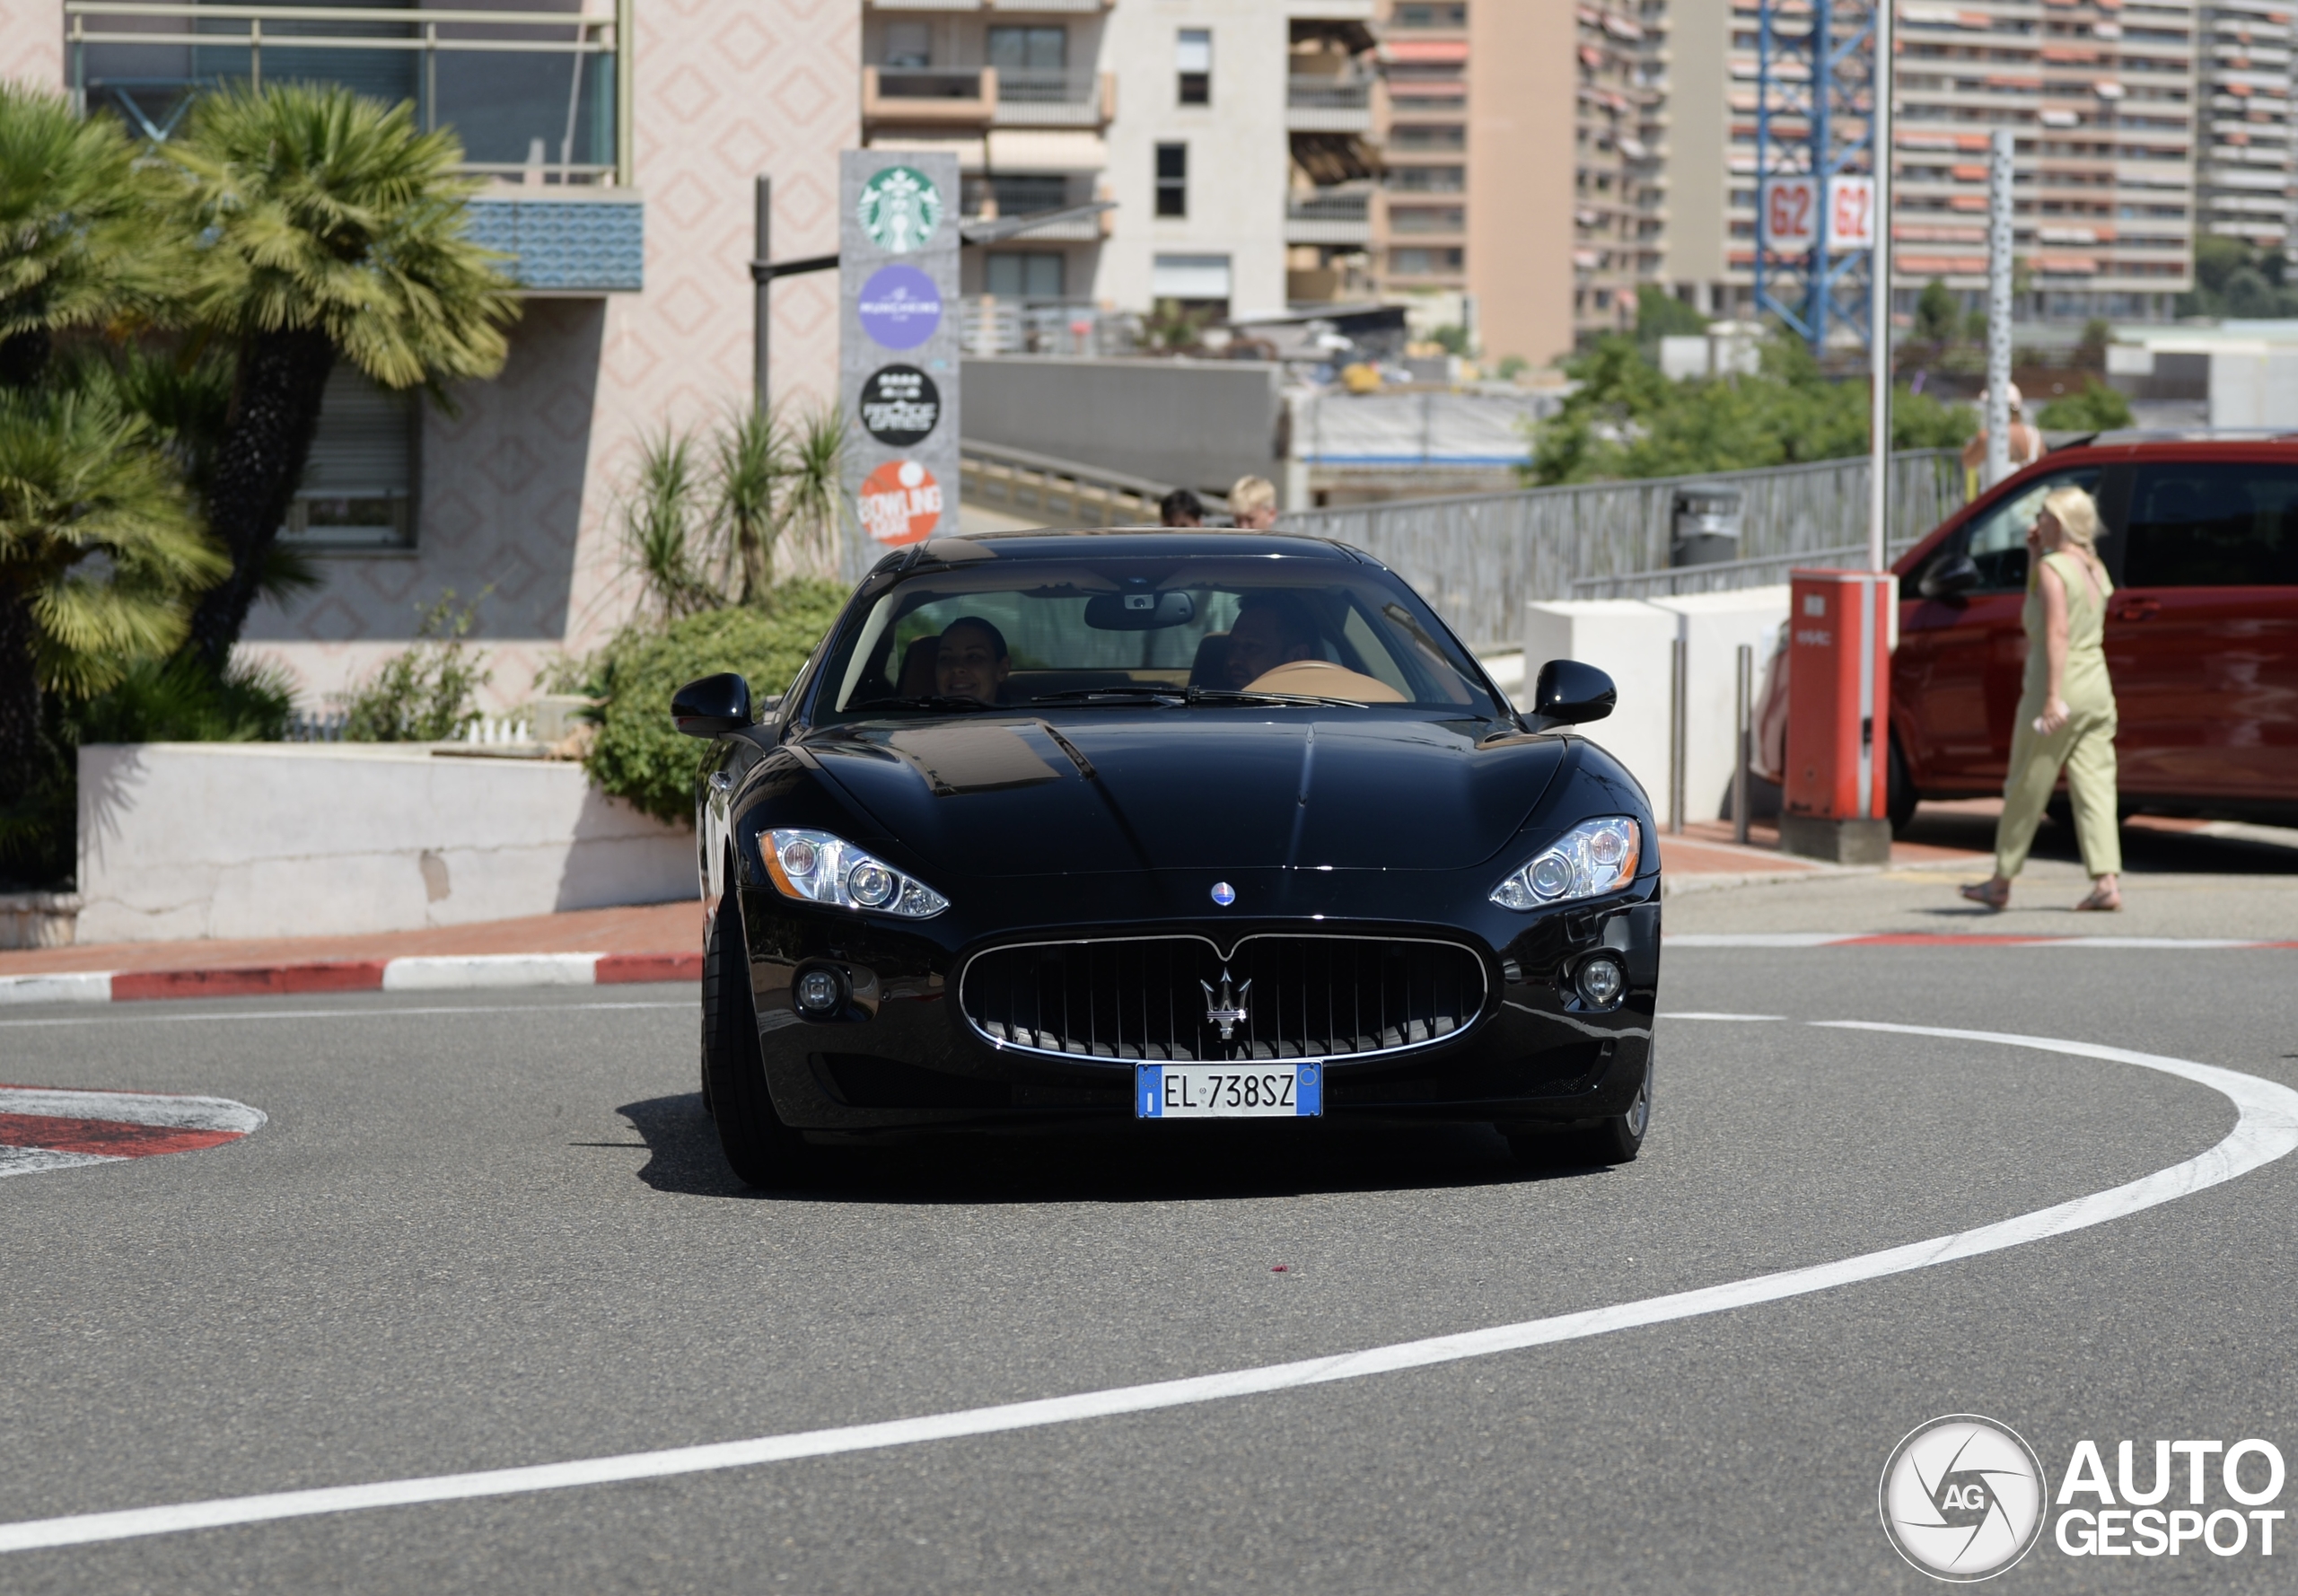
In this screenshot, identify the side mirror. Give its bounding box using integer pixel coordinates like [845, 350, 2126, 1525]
[1919, 550, 1980, 600]
[1531, 659, 1617, 727]
[671, 672, 753, 737]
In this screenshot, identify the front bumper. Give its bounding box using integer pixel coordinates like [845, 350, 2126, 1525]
[734, 872, 1662, 1136]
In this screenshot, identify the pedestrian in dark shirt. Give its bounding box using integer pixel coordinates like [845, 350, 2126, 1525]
[1159, 488, 1204, 527]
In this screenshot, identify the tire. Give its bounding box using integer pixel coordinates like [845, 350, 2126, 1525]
[1507, 1046, 1653, 1168]
[702, 889, 809, 1188]
[1886, 735, 1918, 836]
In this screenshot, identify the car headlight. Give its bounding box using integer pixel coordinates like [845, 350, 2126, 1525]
[1490, 816, 1642, 910]
[762, 828, 949, 918]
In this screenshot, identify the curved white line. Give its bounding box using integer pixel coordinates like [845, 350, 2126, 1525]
[4, 1022, 2294, 1557]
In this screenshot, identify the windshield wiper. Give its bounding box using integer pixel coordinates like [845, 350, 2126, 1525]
[1185, 687, 1370, 709]
[847, 695, 1003, 714]
[1026, 685, 1189, 705]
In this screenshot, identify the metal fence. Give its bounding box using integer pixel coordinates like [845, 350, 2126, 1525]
[1278, 450, 1965, 650]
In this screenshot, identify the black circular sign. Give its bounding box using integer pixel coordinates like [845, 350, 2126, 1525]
[857, 364, 941, 446]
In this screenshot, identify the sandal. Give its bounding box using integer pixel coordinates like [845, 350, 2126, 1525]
[1959, 880, 2010, 912]
[2073, 884, 2122, 913]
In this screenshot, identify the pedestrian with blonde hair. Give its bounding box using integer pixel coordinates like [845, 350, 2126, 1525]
[1960, 483, 2124, 912]
[1228, 476, 1278, 530]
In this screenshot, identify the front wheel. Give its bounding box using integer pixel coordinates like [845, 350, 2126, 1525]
[702, 890, 810, 1188]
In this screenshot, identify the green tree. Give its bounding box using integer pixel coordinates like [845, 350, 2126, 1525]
[165, 83, 518, 671]
[0, 83, 182, 390]
[713, 406, 779, 603]
[1913, 279, 1960, 348]
[2036, 378, 2135, 432]
[0, 389, 225, 817]
[617, 426, 722, 622]
[338, 591, 492, 741]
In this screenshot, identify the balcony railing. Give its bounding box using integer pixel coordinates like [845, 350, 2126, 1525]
[876, 66, 989, 101]
[1286, 77, 1372, 110]
[1287, 189, 1371, 222]
[65, 1, 627, 185]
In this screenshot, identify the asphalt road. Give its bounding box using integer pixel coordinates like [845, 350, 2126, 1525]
[4, 945, 2297, 1593]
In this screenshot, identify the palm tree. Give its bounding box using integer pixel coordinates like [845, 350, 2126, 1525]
[0, 83, 181, 389]
[165, 83, 518, 670]
[0, 388, 225, 809]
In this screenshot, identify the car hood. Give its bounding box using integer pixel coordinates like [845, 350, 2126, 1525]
[800, 714, 1566, 875]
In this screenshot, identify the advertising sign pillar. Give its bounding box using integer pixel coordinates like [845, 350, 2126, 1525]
[1780, 568, 1894, 864]
[841, 151, 960, 578]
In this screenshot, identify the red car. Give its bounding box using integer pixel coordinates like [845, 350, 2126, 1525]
[1759, 438, 2298, 830]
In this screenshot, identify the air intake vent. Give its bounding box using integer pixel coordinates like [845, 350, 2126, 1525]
[960, 935, 1486, 1064]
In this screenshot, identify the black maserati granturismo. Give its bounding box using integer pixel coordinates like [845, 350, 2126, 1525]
[671, 530, 1659, 1185]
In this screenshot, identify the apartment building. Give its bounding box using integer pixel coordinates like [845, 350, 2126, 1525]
[2196, 0, 2294, 252]
[1672, 0, 2198, 327]
[858, 0, 1382, 337]
[17, 0, 856, 708]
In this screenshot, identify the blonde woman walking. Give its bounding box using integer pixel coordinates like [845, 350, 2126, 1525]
[1960, 485, 2124, 912]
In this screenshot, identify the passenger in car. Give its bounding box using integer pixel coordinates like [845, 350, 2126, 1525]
[934, 617, 1012, 705]
[1960, 485, 2123, 913]
[1224, 593, 1320, 688]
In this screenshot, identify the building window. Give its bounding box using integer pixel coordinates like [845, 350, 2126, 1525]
[283, 367, 417, 550]
[1389, 246, 1464, 276]
[1386, 164, 1465, 192]
[986, 251, 1066, 301]
[1155, 142, 1188, 216]
[988, 23, 1066, 100]
[1388, 124, 1465, 151]
[1389, 206, 1466, 233]
[1153, 253, 1231, 317]
[1392, 4, 1467, 26]
[990, 173, 1068, 215]
[882, 22, 931, 68]
[1177, 29, 1211, 106]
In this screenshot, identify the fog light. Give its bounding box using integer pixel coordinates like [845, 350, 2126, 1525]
[794, 966, 844, 1016]
[1574, 954, 1627, 1010]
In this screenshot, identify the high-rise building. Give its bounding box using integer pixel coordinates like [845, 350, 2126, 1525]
[1672, 0, 2199, 329]
[2196, 0, 2294, 253]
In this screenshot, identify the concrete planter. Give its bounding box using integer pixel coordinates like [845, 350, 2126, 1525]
[0, 891, 82, 950]
[77, 743, 697, 943]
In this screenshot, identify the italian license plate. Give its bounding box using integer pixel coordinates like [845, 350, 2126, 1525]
[1136, 1062, 1322, 1118]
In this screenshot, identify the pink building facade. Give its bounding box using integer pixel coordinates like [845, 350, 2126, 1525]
[6, 0, 856, 708]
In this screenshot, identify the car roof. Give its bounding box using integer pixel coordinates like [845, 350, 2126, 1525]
[882, 529, 1364, 571]
[2040, 434, 2298, 464]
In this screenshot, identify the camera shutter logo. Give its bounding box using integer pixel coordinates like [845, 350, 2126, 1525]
[1879, 1415, 2048, 1582]
[856, 166, 943, 254]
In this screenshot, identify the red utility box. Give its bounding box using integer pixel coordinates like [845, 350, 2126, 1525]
[1782, 568, 1894, 864]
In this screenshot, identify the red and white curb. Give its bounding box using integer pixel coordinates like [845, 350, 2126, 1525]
[1669, 933, 2298, 950]
[0, 951, 701, 1007]
[0, 1085, 265, 1176]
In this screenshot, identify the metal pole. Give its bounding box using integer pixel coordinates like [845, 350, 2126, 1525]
[1810, 0, 1832, 359]
[1668, 636, 1688, 835]
[1733, 642, 1754, 846]
[753, 175, 771, 414]
[1985, 127, 2014, 490]
[1864, 0, 1892, 572]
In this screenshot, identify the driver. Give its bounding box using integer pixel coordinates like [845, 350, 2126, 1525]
[934, 616, 1011, 704]
[1224, 593, 1320, 689]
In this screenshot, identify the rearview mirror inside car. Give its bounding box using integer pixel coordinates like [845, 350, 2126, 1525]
[671, 672, 753, 736]
[1919, 550, 1980, 600]
[1531, 659, 1617, 727]
[1083, 590, 1197, 630]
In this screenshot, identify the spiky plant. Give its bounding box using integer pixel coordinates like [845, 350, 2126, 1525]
[617, 425, 723, 622]
[0, 388, 225, 808]
[712, 404, 780, 604]
[163, 82, 518, 669]
[0, 83, 183, 389]
[776, 403, 849, 579]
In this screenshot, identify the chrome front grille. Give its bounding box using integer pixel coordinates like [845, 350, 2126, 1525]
[959, 935, 1487, 1063]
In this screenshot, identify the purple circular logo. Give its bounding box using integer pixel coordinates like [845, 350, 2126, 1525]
[857, 265, 942, 351]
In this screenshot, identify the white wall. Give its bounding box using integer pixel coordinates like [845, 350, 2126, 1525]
[1523, 587, 1792, 824]
[2209, 348, 2298, 429]
[77, 744, 695, 943]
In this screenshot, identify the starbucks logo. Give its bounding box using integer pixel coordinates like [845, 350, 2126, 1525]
[856, 165, 943, 254]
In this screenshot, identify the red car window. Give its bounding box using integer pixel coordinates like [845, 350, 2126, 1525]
[2125, 465, 2298, 587]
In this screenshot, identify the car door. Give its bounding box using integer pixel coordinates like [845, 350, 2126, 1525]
[1895, 466, 2102, 790]
[2109, 462, 2298, 802]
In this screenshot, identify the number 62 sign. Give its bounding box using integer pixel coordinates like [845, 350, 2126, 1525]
[1761, 176, 1875, 253]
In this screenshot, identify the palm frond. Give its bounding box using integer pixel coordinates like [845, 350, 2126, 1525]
[615, 425, 724, 621]
[711, 405, 781, 604]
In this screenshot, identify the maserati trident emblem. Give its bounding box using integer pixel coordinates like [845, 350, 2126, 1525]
[1201, 969, 1251, 1041]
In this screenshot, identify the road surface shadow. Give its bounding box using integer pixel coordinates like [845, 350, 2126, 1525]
[615, 1092, 1609, 1205]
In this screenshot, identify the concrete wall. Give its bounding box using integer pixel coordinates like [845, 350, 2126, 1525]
[77, 744, 694, 943]
[1524, 587, 1792, 824]
[962, 355, 1285, 493]
[1467, 0, 1574, 369]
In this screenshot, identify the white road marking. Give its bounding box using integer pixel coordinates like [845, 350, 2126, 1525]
[0, 1146, 122, 1177]
[381, 955, 602, 991]
[0, 1002, 694, 1030]
[1662, 1013, 1787, 1022]
[1667, 933, 1849, 948]
[3, 1022, 2293, 1557]
[0, 1088, 266, 1135]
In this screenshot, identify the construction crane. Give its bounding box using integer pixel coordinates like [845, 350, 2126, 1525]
[1752, 0, 1883, 358]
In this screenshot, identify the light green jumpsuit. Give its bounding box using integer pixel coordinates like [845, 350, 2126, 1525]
[1995, 548, 2121, 879]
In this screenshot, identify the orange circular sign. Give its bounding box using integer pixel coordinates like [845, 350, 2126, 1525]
[858, 459, 943, 545]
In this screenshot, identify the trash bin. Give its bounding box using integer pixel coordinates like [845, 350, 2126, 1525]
[1671, 483, 1743, 567]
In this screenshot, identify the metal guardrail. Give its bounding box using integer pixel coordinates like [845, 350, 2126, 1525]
[1567, 540, 1922, 600]
[1278, 450, 1966, 650]
[960, 440, 1173, 527]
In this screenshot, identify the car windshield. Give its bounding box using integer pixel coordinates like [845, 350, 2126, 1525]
[812, 552, 1504, 723]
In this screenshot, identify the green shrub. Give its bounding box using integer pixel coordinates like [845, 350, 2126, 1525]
[2035, 378, 2135, 433]
[338, 592, 491, 741]
[583, 581, 847, 826]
